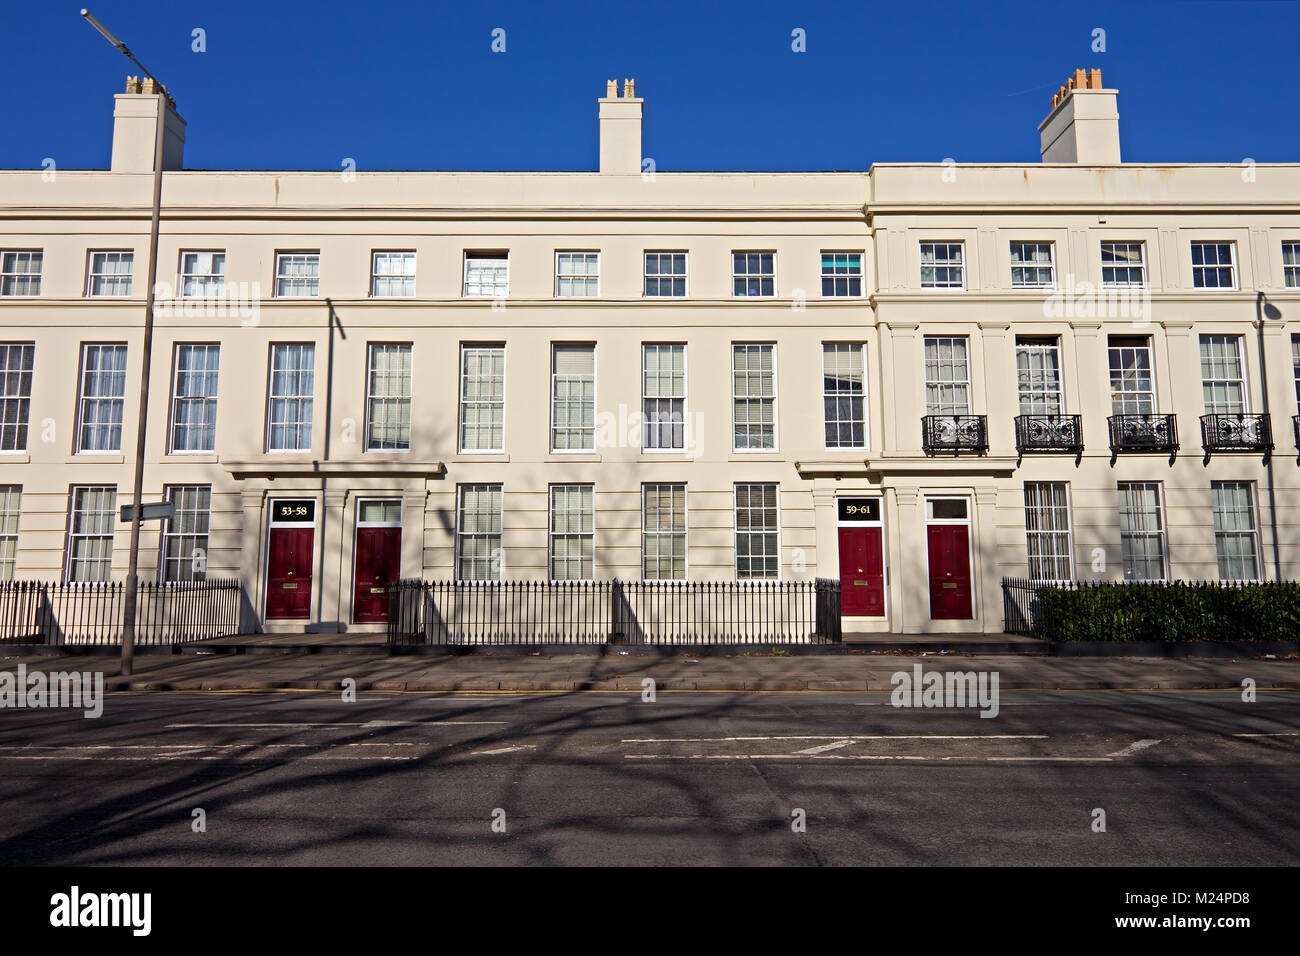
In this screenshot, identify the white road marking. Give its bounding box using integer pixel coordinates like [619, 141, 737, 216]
[985, 757, 1112, 762]
[1108, 738, 1163, 757]
[471, 744, 537, 755]
[795, 740, 856, 755]
[1233, 732, 1300, 737]
[622, 734, 1046, 743]
[625, 754, 931, 761]
[164, 721, 505, 729]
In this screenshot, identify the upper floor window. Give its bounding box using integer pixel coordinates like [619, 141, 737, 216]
[919, 242, 964, 289]
[1283, 241, 1300, 289]
[275, 252, 319, 297]
[644, 252, 687, 297]
[1010, 241, 1055, 289]
[822, 343, 865, 449]
[1108, 336, 1155, 415]
[180, 251, 225, 298]
[76, 344, 128, 452]
[821, 252, 862, 297]
[732, 252, 775, 297]
[459, 345, 505, 452]
[267, 343, 315, 452]
[923, 336, 971, 416]
[169, 344, 220, 453]
[87, 251, 133, 297]
[732, 344, 776, 450]
[1191, 241, 1237, 289]
[0, 343, 34, 452]
[551, 344, 595, 452]
[365, 343, 412, 451]
[464, 251, 508, 298]
[1, 251, 42, 297]
[1016, 337, 1063, 416]
[555, 252, 599, 297]
[1199, 335, 1247, 415]
[371, 251, 416, 297]
[1101, 241, 1146, 287]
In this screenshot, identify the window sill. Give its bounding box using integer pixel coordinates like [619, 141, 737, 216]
[165, 453, 219, 463]
[728, 453, 784, 462]
[544, 453, 602, 463]
[450, 453, 510, 463]
[66, 454, 125, 464]
[0, 453, 30, 463]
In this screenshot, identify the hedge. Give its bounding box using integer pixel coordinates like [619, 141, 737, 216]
[1033, 580, 1300, 642]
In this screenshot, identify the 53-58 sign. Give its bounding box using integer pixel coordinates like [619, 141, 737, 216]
[272, 500, 315, 523]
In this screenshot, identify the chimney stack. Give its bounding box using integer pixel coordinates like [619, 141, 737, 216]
[598, 78, 643, 174]
[1038, 68, 1119, 164]
[110, 76, 186, 172]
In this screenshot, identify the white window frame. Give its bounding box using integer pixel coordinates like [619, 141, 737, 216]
[1117, 481, 1168, 583]
[266, 343, 315, 453]
[1009, 241, 1056, 289]
[1108, 337, 1157, 416]
[731, 251, 776, 298]
[734, 482, 780, 581]
[1100, 241, 1147, 287]
[1023, 482, 1074, 582]
[160, 484, 211, 582]
[641, 343, 687, 452]
[463, 252, 509, 298]
[919, 241, 965, 290]
[644, 251, 688, 298]
[454, 484, 503, 582]
[732, 343, 778, 452]
[1, 250, 42, 297]
[364, 342, 412, 452]
[554, 251, 600, 298]
[168, 343, 221, 454]
[458, 344, 506, 453]
[1016, 338, 1064, 416]
[65, 485, 116, 583]
[923, 336, 972, 416]
[1210, 480, 1262, 583]
[370, 251, 416, 298]
[820, 251, 863, 298]
[548, 483, 595, 582]
[179, 250, 226, 298]
[1199, 334, 1248, 416]
[1283, 241, 1300, 289]
[642, 482, 687, 581]
[75, 343, 128, 454]
[274, 252, 320, 298]
[86, 250, 134, 297]
[0, 343, 34, 453]
[0, 484, 20, 580]
[1190, 241, 1238, 290]
[550, 344, 596, 453]
[822, 342, 867, 450]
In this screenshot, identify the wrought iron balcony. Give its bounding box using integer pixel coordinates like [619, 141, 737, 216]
[1108, 414, 1178, 453]
[1199, 413, 1273, 453]
[922, 415, 988, 455]
[1014, 414, 1083, 454]
[1294, 415, 1299, 452]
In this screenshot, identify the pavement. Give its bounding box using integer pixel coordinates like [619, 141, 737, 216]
[4, 646, 1298, 692]
[2, 690, 1297, 865]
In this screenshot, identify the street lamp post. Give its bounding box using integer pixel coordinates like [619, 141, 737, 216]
[81, 9, 169, 675]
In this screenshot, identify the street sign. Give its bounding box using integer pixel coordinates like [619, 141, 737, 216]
[120, 501, 174, 522]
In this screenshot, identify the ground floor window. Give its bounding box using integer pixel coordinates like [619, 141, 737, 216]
[1210, 480, 1260, 581]
[549, 484, 594, 581]
[1117, 482, 1166, 581]
[456, 484, 502, 581]
[642, 483, 686, 580]
[734, 483, 779, 580]
[0, 484, 19, 580]
[1023, 482, 1072, 581]
[67, 485, 116, 582]
[162, 485, 211, 581]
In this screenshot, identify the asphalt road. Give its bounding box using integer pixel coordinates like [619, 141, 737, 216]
[0, 689, 1296, 865]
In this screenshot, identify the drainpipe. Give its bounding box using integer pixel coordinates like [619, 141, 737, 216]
[1256, 292, 1282, 581]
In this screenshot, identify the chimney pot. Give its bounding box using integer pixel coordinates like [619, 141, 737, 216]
[606, 79, 617, 98]
[1088, 68, 1102, 89]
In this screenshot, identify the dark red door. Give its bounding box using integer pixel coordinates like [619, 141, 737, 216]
[267, 527, 314, 619]
[353, 526, 401, 624]
[838, 526, 885, 617]
[927, 525, 972, 620]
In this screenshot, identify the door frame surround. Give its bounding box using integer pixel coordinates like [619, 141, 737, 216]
[263, 497, 318, 621]
[351, 496, 403, 624]
[923, 494, 976, 620]
[835, 494, 888, 619]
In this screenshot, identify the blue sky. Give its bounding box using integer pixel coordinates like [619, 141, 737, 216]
[4, 0, 1297, 171]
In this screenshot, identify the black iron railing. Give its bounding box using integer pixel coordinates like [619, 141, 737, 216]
[388, 578, 842, 645]
[0, 579, 243, 645]
[1015, 414, 1083, 454]
[1200, 413, 1272, 453]
[1108, 413, 1178, 453]
[921, 415, 988, 455]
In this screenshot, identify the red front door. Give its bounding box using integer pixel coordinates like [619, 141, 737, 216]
[266, 527, 314, 619]
[927, 525, 973, 620]
[838, 526, 885, 617]
[353, 526, 401, 624]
